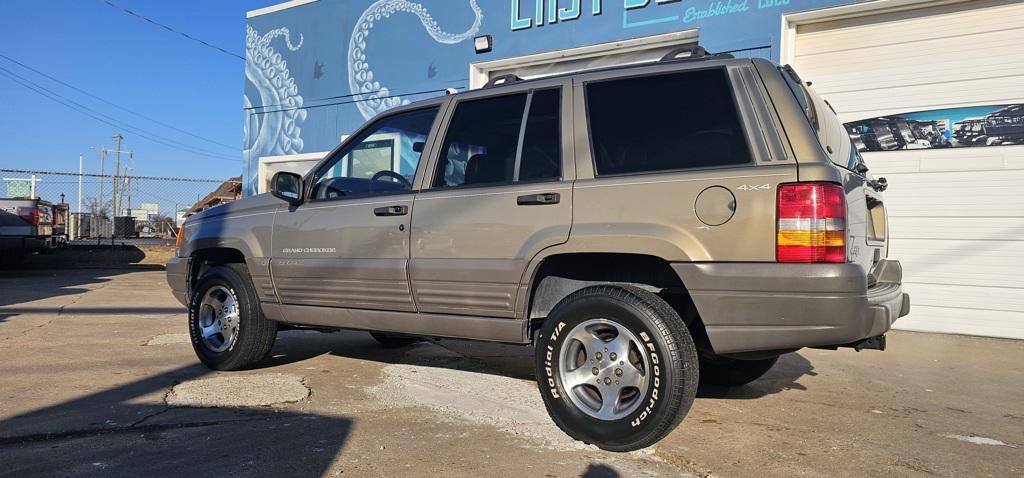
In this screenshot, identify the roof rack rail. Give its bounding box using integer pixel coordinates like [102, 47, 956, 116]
[659, 46, 734, 63]
[483, 73, 523, 88]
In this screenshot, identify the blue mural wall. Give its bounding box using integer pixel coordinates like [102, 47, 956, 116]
[243, 0, 864, 195]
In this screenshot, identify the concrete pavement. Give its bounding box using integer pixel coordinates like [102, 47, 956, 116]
[0, 268, 1021, 477]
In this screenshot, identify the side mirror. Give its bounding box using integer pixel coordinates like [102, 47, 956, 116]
[270, 171, 304, 206]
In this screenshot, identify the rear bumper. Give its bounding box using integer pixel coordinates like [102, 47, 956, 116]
[672, 260, 909, 354]
[166, 256, 190, 306]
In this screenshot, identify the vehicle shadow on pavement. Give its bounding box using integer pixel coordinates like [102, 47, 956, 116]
[260, 329, 817, 400]
[0, 267, 182, 324]
[0, 363, 353, 477]
[697, 352, 816, 399]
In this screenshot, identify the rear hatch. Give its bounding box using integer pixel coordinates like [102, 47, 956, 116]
[779, 66, 889, 276]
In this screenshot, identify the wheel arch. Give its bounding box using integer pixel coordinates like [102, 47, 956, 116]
[520, 252, 711, 351]
[188, 247, 248, 292]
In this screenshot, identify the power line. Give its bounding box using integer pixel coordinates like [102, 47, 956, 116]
[250, 87, 451, 115]
[99, 0, 245, 60]
[0, 168, 234, 183]
[0, 53, 238, 151]
[245, 85, 464, 112]
[0, 65, 242, 162]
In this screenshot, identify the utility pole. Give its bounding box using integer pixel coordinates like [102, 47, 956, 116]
[77, 153, 84, 213]
[98, 135, 133, 217]
[112, 134, 123, 216]
[124, 167, 132, 214]
[98, 148, 106, 216]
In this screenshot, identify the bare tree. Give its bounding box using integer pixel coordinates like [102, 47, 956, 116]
[84, 196, 111, 219]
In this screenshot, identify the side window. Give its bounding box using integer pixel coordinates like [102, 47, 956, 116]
[519, 89, 561, 182]
[311, 107, 438, 200]
[432, 87, 562, 188]
[434, 94, 527, 188]
[586, 69, 752, 176]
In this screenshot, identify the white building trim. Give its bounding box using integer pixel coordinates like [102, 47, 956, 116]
[779, 0, 971, 65]
[469, 29, 699, 89]
[257, 152, 328, 193]
[247, 0, 319, 19]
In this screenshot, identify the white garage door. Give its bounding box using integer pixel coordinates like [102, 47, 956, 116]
[791, 0, 1024, 339]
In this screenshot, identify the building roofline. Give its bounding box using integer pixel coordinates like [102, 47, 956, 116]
[246, 0, 318, 19]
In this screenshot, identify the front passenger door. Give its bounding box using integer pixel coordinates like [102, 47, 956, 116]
[271, 105, 442, 312]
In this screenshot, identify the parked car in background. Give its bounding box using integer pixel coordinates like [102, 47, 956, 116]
[953, 118, 986, 146]
[984, 104, 1024, 145]
[0, 197, 55, 265]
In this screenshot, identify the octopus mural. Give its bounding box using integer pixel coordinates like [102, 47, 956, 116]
[348, 0, 484, 120]
[244, 26, 307, 161]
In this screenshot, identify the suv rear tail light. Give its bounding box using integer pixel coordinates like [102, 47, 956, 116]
[777, 182, 846, 263]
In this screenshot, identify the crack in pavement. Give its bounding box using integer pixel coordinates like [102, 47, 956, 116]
[0, 412, 289, 447]
[129, 406, 173, 428]
[2, 282, 113, 341]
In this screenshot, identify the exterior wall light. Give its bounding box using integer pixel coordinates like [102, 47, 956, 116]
[474, 35, 493, 54]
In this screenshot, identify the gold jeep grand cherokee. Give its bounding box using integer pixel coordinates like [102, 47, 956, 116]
[168, 47, 909, 451]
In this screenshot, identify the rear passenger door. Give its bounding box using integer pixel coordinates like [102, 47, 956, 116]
[410, 78, 573, 318]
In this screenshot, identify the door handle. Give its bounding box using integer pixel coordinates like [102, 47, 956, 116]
[516, 192, 560, 206]
[373, 205, 408, 216]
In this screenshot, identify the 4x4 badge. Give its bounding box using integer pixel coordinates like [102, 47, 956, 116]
[736, 184, 771, 191]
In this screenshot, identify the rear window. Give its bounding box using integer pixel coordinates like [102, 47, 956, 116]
[585, 68, 752, 176]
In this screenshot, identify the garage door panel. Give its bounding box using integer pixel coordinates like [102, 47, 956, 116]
[793, 0, 1024, 338]
[889, 217, 1024, 242]
[827, 75, 1024, 120]
[908, 284, 1024, 313]
[867, 146, 1024, 175]
[898, 305, 1023, 339]
[800, 34, 1024, 95]
[875, 169, 1024, 218]
[794, 0, 1024, 120]
[795, 0, 1024, 55]
[895, 244, 1024, 290]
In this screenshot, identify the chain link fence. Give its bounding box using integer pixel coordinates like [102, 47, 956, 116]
[2, 169, 240, 246]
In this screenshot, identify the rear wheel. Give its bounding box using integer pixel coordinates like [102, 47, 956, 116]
[698, 353, 778, 387]
[369, 332, 420, 348]
[535, 285, 699, 452]
[188, 263, 277, 371]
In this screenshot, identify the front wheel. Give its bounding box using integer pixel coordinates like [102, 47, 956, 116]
[188, 263, 277, 371]
[535, 285, 699, 452]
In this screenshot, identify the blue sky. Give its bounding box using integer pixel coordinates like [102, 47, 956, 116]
[0, 0, 279, 180]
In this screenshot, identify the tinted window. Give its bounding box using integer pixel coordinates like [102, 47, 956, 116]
[586, 69, 751, 176]
[435, 94, 527, 187]
[782, 66, 818, 131]
[519, 89, 561, 181]
[312, 107, 437, 200]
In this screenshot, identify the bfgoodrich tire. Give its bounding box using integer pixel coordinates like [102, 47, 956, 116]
[698, 354, 779, 387]
[535, 285, 699, 452]
[188, 263, 277, 371]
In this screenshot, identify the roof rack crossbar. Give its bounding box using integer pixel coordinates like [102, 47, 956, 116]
[659, 45, 734, 63]
[483, 73, 523, 88]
